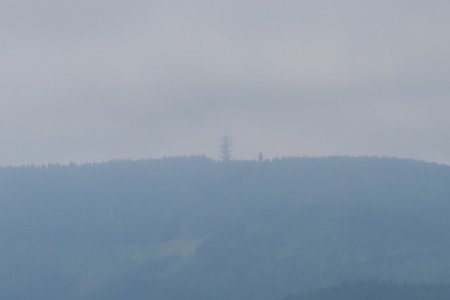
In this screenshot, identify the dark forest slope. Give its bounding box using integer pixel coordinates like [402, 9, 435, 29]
[1, 157, 450, 300]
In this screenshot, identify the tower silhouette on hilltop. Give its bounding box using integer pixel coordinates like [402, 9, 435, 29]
[220, 136, 232, 162]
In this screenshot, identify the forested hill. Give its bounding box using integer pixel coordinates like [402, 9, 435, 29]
[1, 156, 450, 300]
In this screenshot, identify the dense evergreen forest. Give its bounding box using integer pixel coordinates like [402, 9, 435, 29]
[1, 156, 450, 299]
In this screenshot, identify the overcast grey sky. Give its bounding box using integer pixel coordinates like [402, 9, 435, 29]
[1, 0, 450, 165]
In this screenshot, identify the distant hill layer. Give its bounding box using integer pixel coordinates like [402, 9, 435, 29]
[290, 282, 450, 300]
[1, 157, 450, 300]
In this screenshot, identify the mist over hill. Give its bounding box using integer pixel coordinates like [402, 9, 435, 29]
[1, 156, 450, 299]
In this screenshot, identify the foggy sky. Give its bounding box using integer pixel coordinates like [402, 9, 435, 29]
[1, 0, 450, 165]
